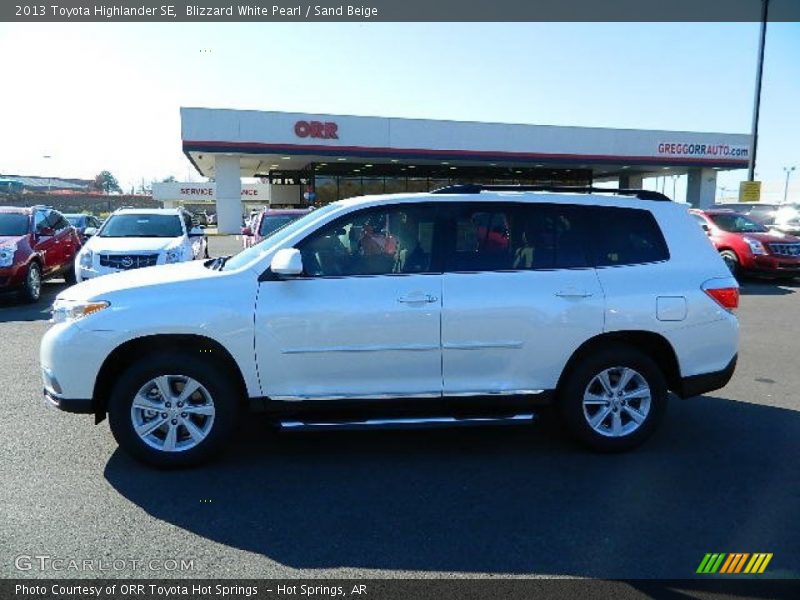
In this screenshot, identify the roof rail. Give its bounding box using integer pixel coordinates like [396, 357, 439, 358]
[430, 184, 671, 202]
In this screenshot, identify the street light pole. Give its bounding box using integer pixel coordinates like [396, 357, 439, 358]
[42, 155, 53, 193]
[784, 166, 796, 203]
[748, 0, 770, 181]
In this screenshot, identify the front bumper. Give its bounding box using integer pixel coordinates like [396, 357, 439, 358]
[0, 263, 28, 290]
[77, 264, 129, 281]
[40, 322, 118, 406]
[44, 389, 93, 413]
[745, 255, 800, 276]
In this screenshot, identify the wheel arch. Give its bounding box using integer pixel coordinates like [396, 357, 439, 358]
[92, 333, 248, 424]
[556, 330, 681, 397]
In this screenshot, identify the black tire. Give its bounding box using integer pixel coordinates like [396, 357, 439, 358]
[719, 250, 740, 278]
[20, 261, 42, 303]
[108, 352, 241, 468]
[63, 263, 77, 285]
[557, 343, 667, 452]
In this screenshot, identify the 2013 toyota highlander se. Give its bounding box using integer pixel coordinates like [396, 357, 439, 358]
[40, 187, 739, 467]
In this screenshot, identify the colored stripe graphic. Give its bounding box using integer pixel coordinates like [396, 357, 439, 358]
[697, 553, 726, 573]
[720, 553, 749, 573]
[744, 553, 773, 574]
[698, 552, 773, 574]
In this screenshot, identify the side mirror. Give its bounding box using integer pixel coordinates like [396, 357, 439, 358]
[270, 248, 303, 277]
[84, 227, 97, 237]
[189, 226, 204, 237]
[241, 226, 253, 236]
[701, 224, 711, 235]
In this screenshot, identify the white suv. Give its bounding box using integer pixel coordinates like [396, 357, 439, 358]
[75, 208, 207, 281]
[41, 187, 739, 467]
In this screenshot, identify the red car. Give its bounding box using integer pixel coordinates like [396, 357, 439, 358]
[0, 206, 81, 302]
[690, 208, 800, 279]
[241, 208, 311, 248]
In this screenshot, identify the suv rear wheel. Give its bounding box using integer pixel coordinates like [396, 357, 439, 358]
[558, 344, 667, 452]
[108, 352, 240, 467]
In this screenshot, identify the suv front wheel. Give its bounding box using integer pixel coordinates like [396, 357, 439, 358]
[108, 352, 240, 467]
[558, 344, 667, 452]
[21, 261, 42, 303]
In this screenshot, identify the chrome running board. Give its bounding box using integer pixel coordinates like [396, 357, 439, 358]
[278, 413, 536, 431]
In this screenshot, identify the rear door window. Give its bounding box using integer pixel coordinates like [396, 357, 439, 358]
[444, 202, 591, 272]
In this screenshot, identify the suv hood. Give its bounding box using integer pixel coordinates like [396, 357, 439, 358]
[84, 236, 180, 253]
[58, 260, 216, 301]
[0, 235, 26, 246]
[741, 230, 800, 243]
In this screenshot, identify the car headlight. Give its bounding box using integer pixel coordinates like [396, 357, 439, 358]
[743, 237, 767, 255]
[0, 244, 16, 268]
[78, 249, 93, 268]
[50, 299, 109, 324]
[165, 248, 182, 263]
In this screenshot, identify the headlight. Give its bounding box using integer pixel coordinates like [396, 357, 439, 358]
[165, 248, 182, 263]
[743, 237, 767, 255]
[0, 244, 17, 267]
[0, 246, 17, 267]
[79, 249, 93, 268]
[50, 299, 109, 324]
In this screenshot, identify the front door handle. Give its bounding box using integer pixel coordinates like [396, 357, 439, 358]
[398, 293, 438, 304]
[555, 288, 593, 299]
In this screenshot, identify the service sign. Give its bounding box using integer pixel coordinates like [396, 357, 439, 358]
[152, 182, 270, 202]
[739, 180, 761, 203]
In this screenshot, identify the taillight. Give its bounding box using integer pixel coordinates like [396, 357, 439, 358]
[704, 287, 739, 311]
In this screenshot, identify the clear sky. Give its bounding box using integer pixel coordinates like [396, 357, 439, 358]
[0, 22, 798, 201]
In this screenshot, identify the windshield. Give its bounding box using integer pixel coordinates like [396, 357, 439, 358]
[222, 204, 341, 271]
[709, 213, 768, 234]
[0, 213, 30, 236]
[100, 214, 183, 238]
[259, 214, 303, 237]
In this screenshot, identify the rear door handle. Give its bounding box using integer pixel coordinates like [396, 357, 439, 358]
[398, 293, 438, 304]
[555, 288, 593, 298]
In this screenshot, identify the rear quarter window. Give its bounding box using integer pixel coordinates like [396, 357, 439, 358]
[587, 207, 670, 267]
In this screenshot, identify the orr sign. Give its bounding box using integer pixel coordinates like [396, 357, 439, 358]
[294, 120, 339, 140]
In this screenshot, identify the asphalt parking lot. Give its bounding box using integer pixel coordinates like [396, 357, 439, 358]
[1, 235, 798, 580]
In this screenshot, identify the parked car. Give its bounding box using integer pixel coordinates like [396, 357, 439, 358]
[42, 187, 739, 467]
[241, 208, 311, 248]
[0, 206, 80, 302]
[691, 208, 800, 278]
[718, 202, 800, 236]
[64, 213, 103, 245]
[74, 208, 208, 282]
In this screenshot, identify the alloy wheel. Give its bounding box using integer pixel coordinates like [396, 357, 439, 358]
[130, 375, 216, 452]
[27, 264, 41, 300]
[582, 366, 652, 437]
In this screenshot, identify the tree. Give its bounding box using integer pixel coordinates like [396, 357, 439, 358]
[92, 171, 122, 194]
[161, 175, 177, 183]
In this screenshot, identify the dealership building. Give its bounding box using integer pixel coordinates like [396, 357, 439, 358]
[179, 107, 752, 234]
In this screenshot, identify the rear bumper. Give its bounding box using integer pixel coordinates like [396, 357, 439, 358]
[44, 389, 93, 413]
[745, 255, 800, 276]
[676, 354, 737, 399]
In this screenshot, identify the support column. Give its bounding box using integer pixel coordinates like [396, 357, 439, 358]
[214, 155, 242, 234]
[618, 172, 644, 189]
[686, 168, 717, 208]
